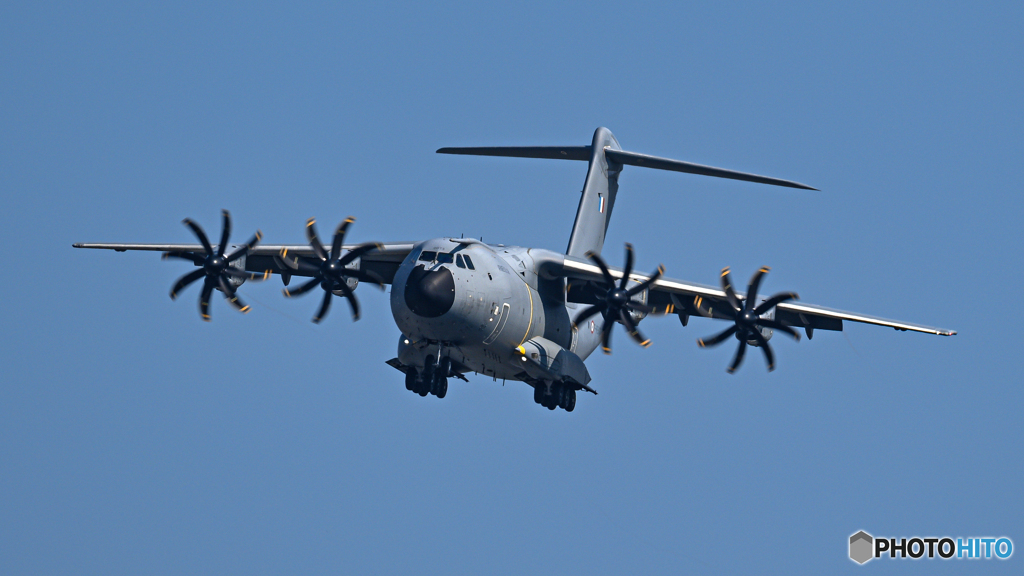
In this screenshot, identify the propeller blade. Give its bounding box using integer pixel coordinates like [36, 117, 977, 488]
[333, 278, 361, 321]
[754, 292, 799, 315]
[619, 243, 635, 290]
[225, 230, 263, 262]
[745, 266, 770, 312]
[749, 329, 776, 371]
[305, 218, 328, 261]
[170, 268, 206, 300]
[698, 325, 738, 348]
[183, 218, 214, 256]
[274, 248, 301, 271]
[585, 251, 617, 289]
[574, 301, 609, 326]
[757, 318, 801, 341]
[217, 210, 231, 257]
[692, 295, 736, 320]
[600, 313, 614, 354]
[163, 251, 203, 265]
[218, 275, 251, 314]
[619, 309, 651, 348]
[199, 277, 215, 321]
[720, 267, 743, 312]
[625, 265, 665, 297]
[330, 217, 354, 262]
[283, 277, 321, 298]
[349, 268, 386, 290]
[624, 300, 655, 315]
[222, 267, 272, 282]
[338, 242, 383, 267]
[274, 253, 320, 276]
[726, 340, 748, 373]
[312, 289, 332, 323]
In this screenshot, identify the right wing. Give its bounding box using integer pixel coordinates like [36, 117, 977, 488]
[73, 242, 416, 284]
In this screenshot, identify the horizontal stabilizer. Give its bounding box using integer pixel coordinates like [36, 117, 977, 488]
[436, 146, 591, 161]
[605, 149, 818, 190]
[437, 139, 817, 191]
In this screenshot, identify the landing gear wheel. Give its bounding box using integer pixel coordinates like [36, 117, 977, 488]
[555, 385, 567, 410]
[564, 388, 576, 412]
[429, 357, 450, 398]
[543, 385, 558, 410]
[405, 368, 417, 392]
[533, 384, 544, 405]
[419, 356, 435, 396]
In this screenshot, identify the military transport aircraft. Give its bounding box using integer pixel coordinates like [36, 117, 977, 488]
[74, 127, 955, 412]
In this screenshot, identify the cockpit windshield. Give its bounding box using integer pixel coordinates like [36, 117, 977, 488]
[419, 249, 470, 267]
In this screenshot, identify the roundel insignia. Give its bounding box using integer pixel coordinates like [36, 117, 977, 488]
[589, 320, 595, 334]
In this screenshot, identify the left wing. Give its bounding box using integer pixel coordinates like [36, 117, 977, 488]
[554, 253, 956, 337]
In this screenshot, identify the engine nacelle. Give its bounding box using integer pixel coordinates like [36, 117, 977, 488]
[748, 301, 775, 345]
[226, 251, 247, 288]
[625, 279, 650, 324]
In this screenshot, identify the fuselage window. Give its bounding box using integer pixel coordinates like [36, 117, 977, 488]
[456, 254, 466, 268]
[463, 255, 475, 270]
[419, 251, 437, 262]
[437, 252, 454, 264]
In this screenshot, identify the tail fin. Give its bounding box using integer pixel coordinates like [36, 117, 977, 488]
[565, 127, 622, 257]
[437, 127, 816, 258]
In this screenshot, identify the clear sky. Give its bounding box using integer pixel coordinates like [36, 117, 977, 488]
[1, 1, 1020, 574]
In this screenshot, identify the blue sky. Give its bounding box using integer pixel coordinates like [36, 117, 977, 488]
[1, 1, 1020, 574]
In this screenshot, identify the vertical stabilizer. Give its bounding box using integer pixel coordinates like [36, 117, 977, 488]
[565, 127, 621, 258]
[436, 126, 817, 257]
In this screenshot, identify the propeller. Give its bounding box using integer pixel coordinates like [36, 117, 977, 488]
[694, 266, 800, 373]
[277, 217, 384, 323]
[574, 243, 664, 354]
[163, 210, 268, 321]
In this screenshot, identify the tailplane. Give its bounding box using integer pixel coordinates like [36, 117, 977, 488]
[437, 127, 816, 258]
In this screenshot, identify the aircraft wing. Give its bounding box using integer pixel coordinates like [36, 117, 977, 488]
[556, 254, 956, 337]
[73, 242, 416, 285]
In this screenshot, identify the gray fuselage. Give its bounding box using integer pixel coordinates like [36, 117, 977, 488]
[389, 238, 605, 382]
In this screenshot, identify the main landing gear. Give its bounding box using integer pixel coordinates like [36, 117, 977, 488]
[533, 382, 576, 412]
[405, 355, 450, 399]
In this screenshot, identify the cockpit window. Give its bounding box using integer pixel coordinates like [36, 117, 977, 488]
[437, 252, 454, 264]
[419, 251, 437, 262]
[463, 255, 475, 270]
[456, 254, 466, 268]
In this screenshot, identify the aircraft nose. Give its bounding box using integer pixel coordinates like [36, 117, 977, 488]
[404, 264, 455, 318]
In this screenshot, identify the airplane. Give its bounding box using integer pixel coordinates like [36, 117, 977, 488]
[74, 127, 956, 412]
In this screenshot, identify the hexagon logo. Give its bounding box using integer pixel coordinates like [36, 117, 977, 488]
[850, 531, 873, 564]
